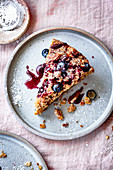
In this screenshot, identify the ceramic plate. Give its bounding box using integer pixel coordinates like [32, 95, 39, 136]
[5, 27, 113, 140]
[0, 131, 48, 169]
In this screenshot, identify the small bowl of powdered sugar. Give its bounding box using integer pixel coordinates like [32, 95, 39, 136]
[0, 0, 30, 44]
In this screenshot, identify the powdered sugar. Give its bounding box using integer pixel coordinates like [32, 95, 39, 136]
[0, 0, 25, 31]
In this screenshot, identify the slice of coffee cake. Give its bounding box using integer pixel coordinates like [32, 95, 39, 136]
[34, 39, 94, 115]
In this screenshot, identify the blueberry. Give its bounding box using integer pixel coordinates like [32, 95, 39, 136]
[84, 63, 90, 68]
[61, 71, 67, 78]
[57, 61, 68, 71]
[52, 83, 63, 93]
[57, 62, 65, 70]
[64, 62, 69, 70]
[81, 62, 90, 72]
[42, 49, 49, 58]
[86, 89, 97, 100]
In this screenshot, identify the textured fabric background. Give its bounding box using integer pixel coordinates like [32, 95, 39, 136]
[0, 0, 113, 169]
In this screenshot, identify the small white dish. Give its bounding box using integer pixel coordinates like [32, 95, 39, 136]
[0, 0, 30, 44]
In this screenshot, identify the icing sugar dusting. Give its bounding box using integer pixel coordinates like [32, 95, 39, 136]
[0, 0, 25, 31]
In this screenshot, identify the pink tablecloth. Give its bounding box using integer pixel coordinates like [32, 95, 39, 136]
[0, 0, 113, 169]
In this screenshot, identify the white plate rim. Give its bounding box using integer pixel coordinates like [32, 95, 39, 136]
[4, 26, 113, 140]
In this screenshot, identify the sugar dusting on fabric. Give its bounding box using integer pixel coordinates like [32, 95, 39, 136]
[0, 0, 25, 31]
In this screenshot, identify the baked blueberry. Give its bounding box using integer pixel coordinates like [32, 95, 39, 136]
[81, 62, 90, 72]
[84, 63, 90, 68]
[42, 49, 49, 58]
[86, 89, 97, 100]
[52, 83, 63, 93]
[61, 71, 67, 78]
[57, 61, 68, 71]
[57, 62, 65, 70]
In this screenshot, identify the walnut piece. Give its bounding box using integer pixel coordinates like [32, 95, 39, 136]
[54, 108, 63, 120]
[67, 104, 76, 113]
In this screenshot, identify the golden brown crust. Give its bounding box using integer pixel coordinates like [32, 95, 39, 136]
[35, 39, 94, 115]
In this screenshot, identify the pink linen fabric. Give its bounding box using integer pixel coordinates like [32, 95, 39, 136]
[0, 0, 113, 169]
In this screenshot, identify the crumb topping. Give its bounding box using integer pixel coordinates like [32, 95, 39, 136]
[84, 97, 91, 104]
[67, 104, 76, 113]
[60, 100, 66, 105]
[24, 161, 31, 167]
[54, 108, 63, 120]
[80, 100, 85, 105]
[106, 135, 109, 140]
[0, 151, 7, 158]
[40, 124, 46, 129]
[54, 103, 58, 106]
[38, 165, 43, 170]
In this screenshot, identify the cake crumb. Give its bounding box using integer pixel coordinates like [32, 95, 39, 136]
[24, 161, 31, 167]
[63, 98, 67, 102]
[83, 82, 87, 85]
[40, 124, 46, 129]
[84, 97, 91, 104]
[80, 100, 85, 106]
[106, 135, 109, 140]
[62, 123, 69, 127]
[38, 165, 43, 170]
[80, 125, 83, 128]
[59, 95, 63, 101]
[54, 108, 63, 120]
[112, 126, 113, 131]
[43, 120, 46, 123]
[0, 151, 7, 158]
[60, 100, 66, 105]
[76, 121, 78, 123]
[54, 103, 58, 106]
[67, 104, 76, 113]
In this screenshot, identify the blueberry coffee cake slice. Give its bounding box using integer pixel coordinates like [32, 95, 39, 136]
[34, 39, 94, 115]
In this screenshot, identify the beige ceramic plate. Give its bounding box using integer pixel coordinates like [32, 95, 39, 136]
[0, 0, 30, 44]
